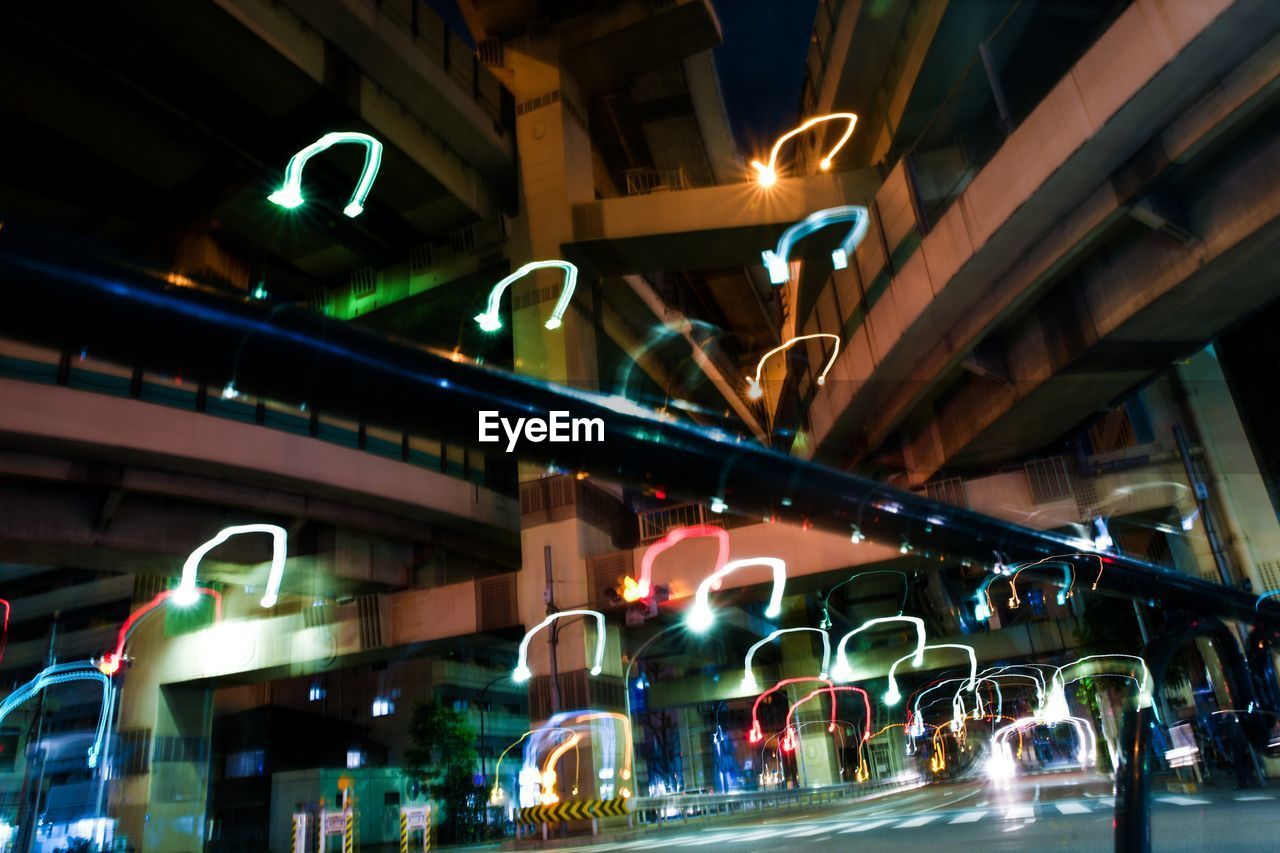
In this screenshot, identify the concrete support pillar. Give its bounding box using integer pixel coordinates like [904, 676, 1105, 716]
[501, 40, 599, 388]
[779, 628, 840, 787]
[1178, 350, 1280, 592]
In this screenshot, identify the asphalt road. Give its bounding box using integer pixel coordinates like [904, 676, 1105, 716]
[531, 774, 1280, 852]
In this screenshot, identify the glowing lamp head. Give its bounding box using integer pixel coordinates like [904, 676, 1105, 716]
[342, 202, 365, 218]
[850, 526, 865, 544]
[620, 787, 632, 799]
[763, 602, 781, 619]
[589, 664, 602, 676]
[740, 672, 758, 693]
[748, 722, 763, 744]
[260, 592, 279, 609]
[686, 604, 714, 634]
[751, 161, 777, 187]
[831, 660, 853, 683]
[474, 312, 502, 333]
[974, 601, 991, 622]
[781, 728, 796, 752]
[621, 576, 644, 603]
[511, 664, 532, 683]
[884, 687, 901, 706]
[709, 497, 727, 514]
[1056, 590, 1067, 606]
[97, 654, 121, 676]
[830, 248, 849, 270]
[543, 317, 562, 331]
[745, 379, 764, 400]
[267, 188, 305, 209]
[820, 157, 832, 171]
[761, 250, 789, 285]
[171, 586, 200, 608]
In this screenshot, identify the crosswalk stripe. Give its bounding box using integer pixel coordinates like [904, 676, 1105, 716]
[1055, 802, 1090, 815]
[1156, 796, 1210, 806]
[895, 815, 939, 828]
[949, 810, 987, 824]
[1005, 805, 1035, 820]
[1095, 797, 1115, 808]
[784, 826, 829, 838]
[685, 834, 737, 846]
[841, 819, 895, 833]
[1234, 794, 1274, 801]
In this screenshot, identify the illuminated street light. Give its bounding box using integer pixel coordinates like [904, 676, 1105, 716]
[475, 261, 578, 333]
[746, 333, 840, 400]
[176, 524, 288, 608]
[268, 132, 383, 218]
[513, 610, 607, 682]
[761, 205, 869, 285]
[750, 113, 858, 187]
[688, 557, 786, 633]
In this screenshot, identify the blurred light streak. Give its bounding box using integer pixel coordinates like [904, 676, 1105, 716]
[0, 662, 114, 767]
[760, 206, 870, 284]
[628, 524, 729, 602]
[267, 132, 383, 218]
[474, 261, 578, 332]
[177, 524, 287, 608]
[886, 643, 977, 705]
[513, 610, 606, 682]
[745, 335, 840, 401]
[97, 586, 223, 675]
[742, 627, 832, 691]
[749, 677, 834, 744]
[832, 616, 926, 682]
[750, 113, 858, 187]
[687, 557, 786, 632]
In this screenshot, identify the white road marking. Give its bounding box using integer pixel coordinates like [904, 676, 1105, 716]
[783, 826, 829, 838]
[895, 815, 940, 828]
[1094, 796, 1115, 808]
[1234, 794, 1275, 801]
[1055, 802, 1090, 815]
[949, 810, 987, 824]
[840, 819, 895, 833]
[1155, 796, 1210, 806]
[1005, 805, 1036, 820]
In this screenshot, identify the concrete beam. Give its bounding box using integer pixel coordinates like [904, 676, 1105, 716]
[213, 0, 513, 218]
[567, 170, 880, 275]
[810, 0, 1280, 468]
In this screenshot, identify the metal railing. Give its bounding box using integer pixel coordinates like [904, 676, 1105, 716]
[624, 167, 690, 196]
[637, 502, 722, 542]
[633, 777, 920, 826]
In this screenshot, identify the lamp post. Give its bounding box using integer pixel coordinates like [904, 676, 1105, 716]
[478, 673, 510, 788]
[622, 622, 686, 776]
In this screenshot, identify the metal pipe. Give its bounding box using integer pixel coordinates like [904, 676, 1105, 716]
[1, 230, 1278, 629]
[1115, 616, 1258, 852]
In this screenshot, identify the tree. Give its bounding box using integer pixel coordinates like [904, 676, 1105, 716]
[404, 699, 481, 843]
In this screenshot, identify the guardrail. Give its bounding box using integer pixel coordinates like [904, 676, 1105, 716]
[632, 777, 921, 826]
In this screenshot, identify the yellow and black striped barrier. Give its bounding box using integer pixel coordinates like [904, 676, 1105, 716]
[343, 809, 355, 853]
[400, 805, 431, 852]
[518, 797, 630, 825]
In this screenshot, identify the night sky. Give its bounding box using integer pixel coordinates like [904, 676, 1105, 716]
[713, 0, 820, 156]
[431, 0, 819, 159]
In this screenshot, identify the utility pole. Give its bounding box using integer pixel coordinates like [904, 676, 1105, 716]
[544, 546, 560, 714]
[18, 614, 57, 853]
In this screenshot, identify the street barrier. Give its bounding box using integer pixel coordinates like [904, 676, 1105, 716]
[518, 797, 630, 824]
[399, 805, 430, 852]
[632, 777, 920, 826]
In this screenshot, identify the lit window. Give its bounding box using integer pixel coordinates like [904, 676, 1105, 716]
[372, 697, 395, 717]
[226, 749, 266, 778]
[346, 749, 365, 769]
[309, 683, 326, 702]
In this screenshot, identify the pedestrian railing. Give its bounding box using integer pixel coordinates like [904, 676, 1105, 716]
[632, 777, 921, 826]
